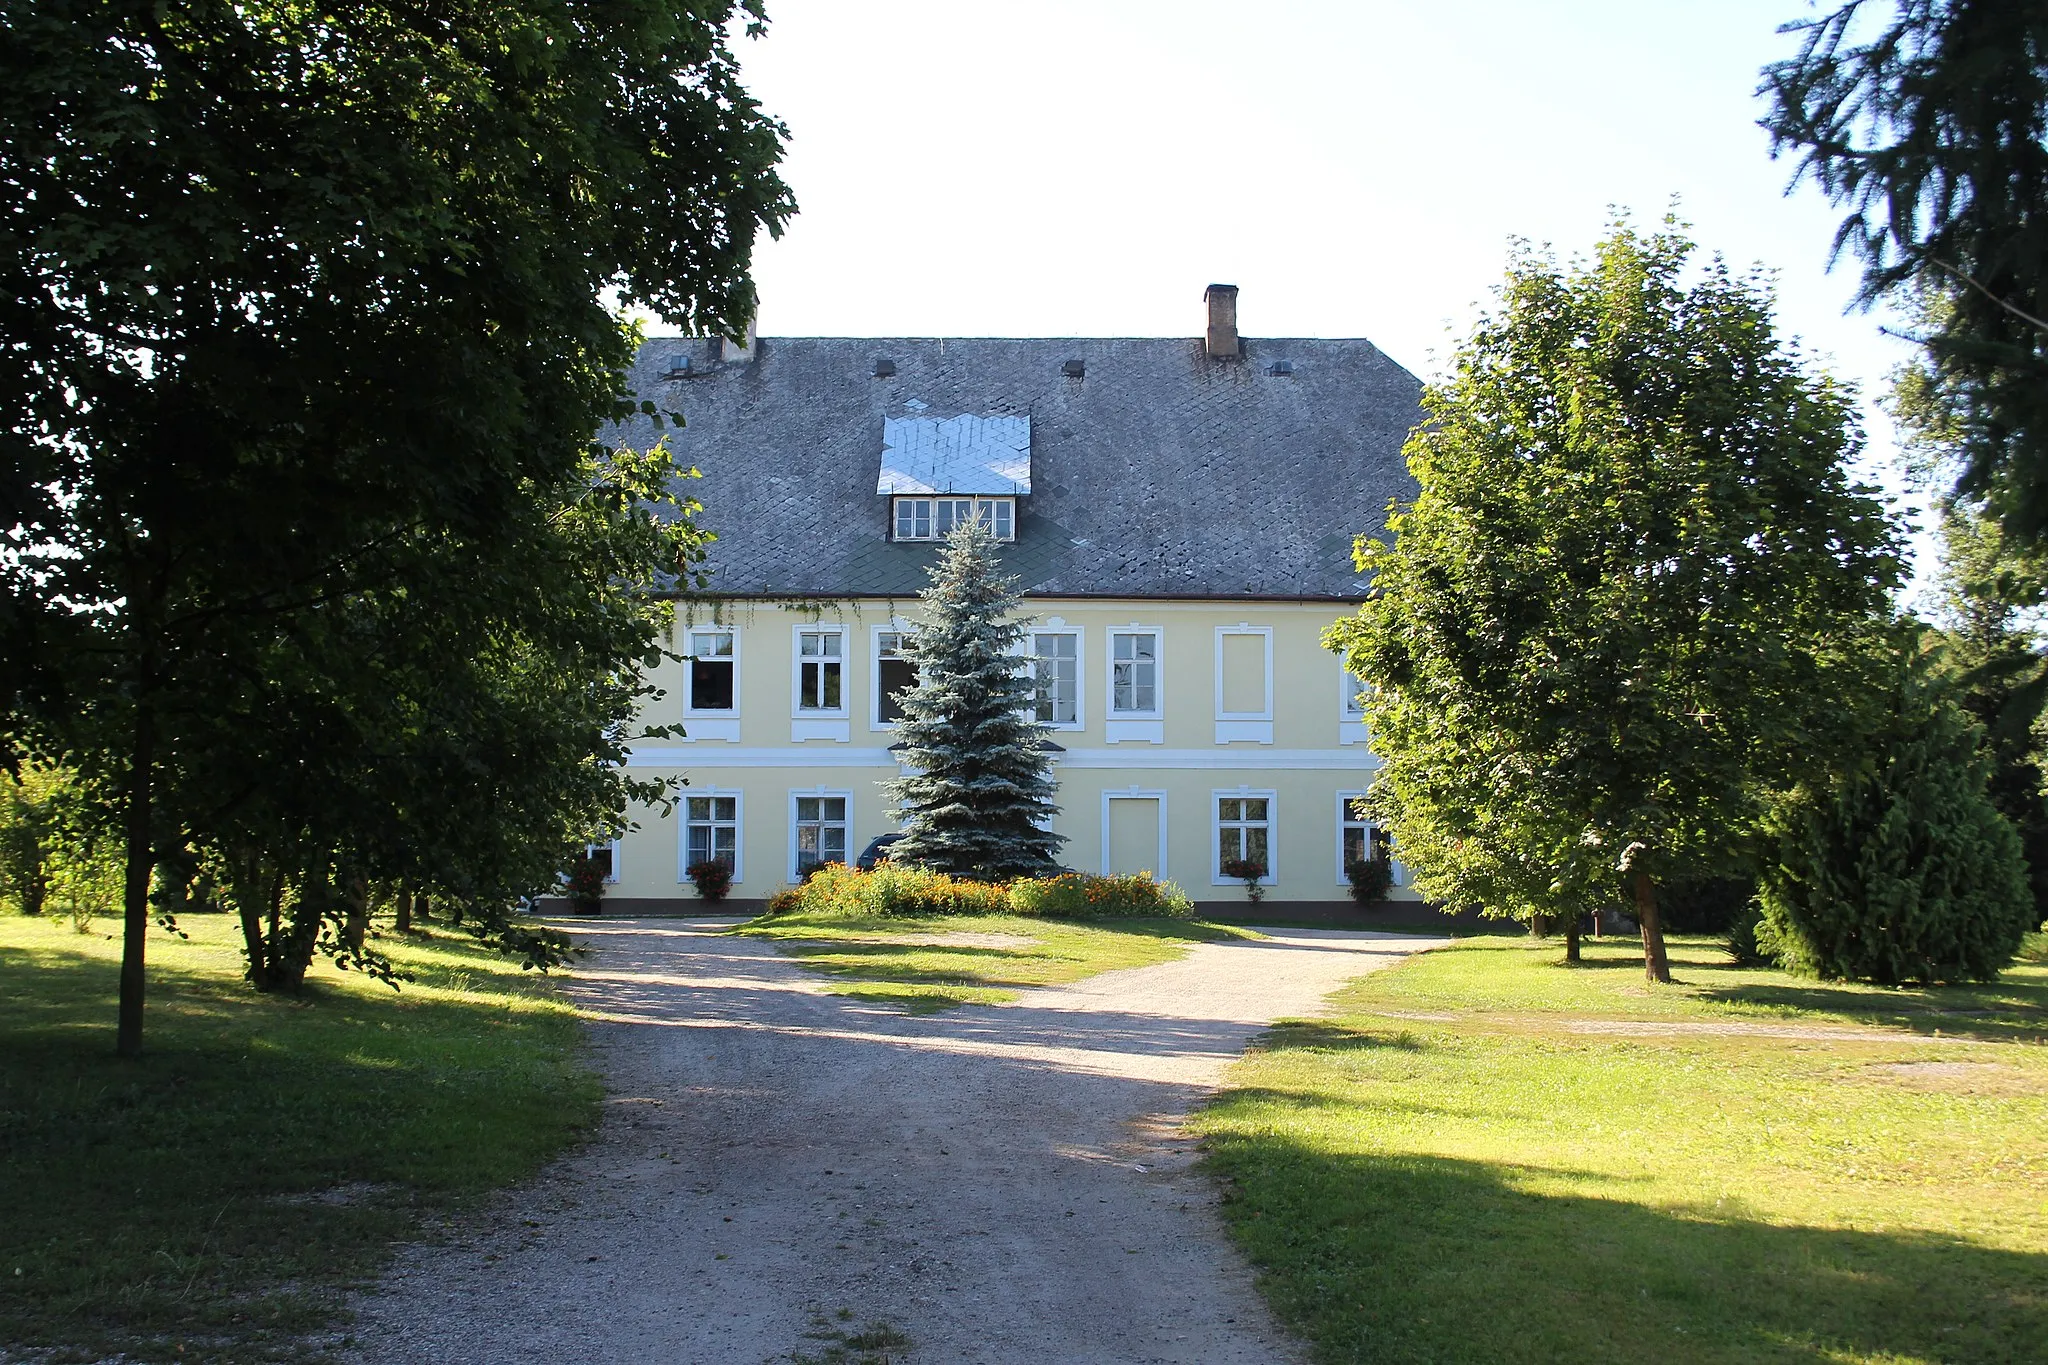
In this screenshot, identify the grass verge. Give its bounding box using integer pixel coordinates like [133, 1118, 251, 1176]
[737, 910, 1260, 1012]
[0, 912, 599, 1364]
[1193, 932, 2048, 1365]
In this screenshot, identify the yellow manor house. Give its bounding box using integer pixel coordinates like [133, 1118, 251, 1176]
[599, 287, 1432, 916]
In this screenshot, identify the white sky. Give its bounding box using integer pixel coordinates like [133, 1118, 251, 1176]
[722, 0, 1929, 574]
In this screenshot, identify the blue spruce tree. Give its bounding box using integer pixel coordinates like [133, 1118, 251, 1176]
[885, 520, 1065, 878]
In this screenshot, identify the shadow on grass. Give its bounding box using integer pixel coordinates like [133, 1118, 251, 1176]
[1254, 1019, 1433, 1053]
[1695, 978, 2048, 1045]
[1204, 1130, 2048, 1365]
[0, 930, 597, 1364]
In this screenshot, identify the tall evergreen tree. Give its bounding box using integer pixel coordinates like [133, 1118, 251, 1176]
[1764, 1, 2048, 541]
[886, 522, 1065, 879]
[1759, 654, 2034, 983]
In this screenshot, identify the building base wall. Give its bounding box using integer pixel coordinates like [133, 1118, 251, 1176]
[544, 895, 1486, 933]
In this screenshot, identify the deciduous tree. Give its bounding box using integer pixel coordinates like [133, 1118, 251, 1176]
[1328, 219, 1903, 982]
[1, 1, 791, 1052]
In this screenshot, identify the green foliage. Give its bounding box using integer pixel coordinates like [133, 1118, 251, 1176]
[1919, 504, 2048, 917]
[762, 864, 1193, 920]
[0, 3, 791, 1041]
[1764, 2, 2048, 542]
[886, 522, 1066, 878]
[1760, 659, 2035, 983]
[1727, 900, 1770, 965]
[1007, 871, 1195, 919]
[1345, 857, 1395, 905]
[1326, 217, 1902, 978]
[0, 767, 60, 916]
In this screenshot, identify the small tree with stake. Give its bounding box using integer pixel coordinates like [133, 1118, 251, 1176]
[886, 521, 1066, 879]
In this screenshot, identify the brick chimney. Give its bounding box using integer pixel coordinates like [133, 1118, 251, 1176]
[1204, 284, 1240, 359]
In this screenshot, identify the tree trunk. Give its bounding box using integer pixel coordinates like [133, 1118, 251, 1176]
[342, 870, 369, 953]
[1529, 912, 1547, 937]
[116, 701, 155, 1058]
[1563, 915, 1582, 963]
[394, 884, 414, 934]
[1633, 872, 1671, 983]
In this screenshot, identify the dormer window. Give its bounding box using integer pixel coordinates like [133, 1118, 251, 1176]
[892, 496, 1015, 542]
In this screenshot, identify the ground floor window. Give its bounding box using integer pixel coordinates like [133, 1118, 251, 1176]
[1215, 793, 1273, 882]
[684, 794, 740, 880]
[794, 793, 849, 879]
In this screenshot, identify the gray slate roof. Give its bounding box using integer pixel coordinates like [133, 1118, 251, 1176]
[610, 335, 1422, 601]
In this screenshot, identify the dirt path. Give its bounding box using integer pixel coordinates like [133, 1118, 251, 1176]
[344, 919, 1445, 1364]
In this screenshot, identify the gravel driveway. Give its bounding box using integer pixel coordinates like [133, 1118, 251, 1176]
[345, 918, 1444, 1364]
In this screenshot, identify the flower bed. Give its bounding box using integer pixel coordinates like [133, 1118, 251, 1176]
[762, 864, 1193, 920]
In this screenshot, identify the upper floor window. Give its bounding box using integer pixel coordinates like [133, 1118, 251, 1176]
[875, 629, 919, 726]
[1342, 668, 1366, 719]
[1110, 629, 1161, 716]
[685, 628, 735, 713]
[796, 629, 844, 712]
[1033, 630, 1081, 727]
[893, 496, 1015, 542]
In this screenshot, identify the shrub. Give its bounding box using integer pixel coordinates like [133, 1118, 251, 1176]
[1726, 900, 1770, 966]
[1759, 679, 2033, 984]
[563, 851, 607, 916]
[0, 767, 66, 917]
[759, 865, 1194, 920]
[686, 858, 733, 902]
[1344, 857, 1393, 905]
[1008, 872, 1194, 919]
[1219, 856, 1267, 905]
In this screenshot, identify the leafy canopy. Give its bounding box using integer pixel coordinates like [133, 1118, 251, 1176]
[1328, 218, 1903, 979]
[0, 0, 791, 1046]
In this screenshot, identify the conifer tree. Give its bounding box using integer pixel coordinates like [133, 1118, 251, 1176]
[1759, 655, 2034, 983]
[886, 521, 1065, 879]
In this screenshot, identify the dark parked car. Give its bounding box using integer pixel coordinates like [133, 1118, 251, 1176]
[855, 833, 903, 871]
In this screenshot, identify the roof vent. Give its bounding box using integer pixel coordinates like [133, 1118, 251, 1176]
[1268, 359, 1294, 377]
[872, 357, 896, 378]
[1204, 283, 1240, 359]
[1061, 358, 1085, 378]
[660, 354, 692, 380]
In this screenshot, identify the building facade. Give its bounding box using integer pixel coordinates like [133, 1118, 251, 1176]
[601, 287, 1424, 913]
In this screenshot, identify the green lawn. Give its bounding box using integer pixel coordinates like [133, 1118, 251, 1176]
[0, 911, 599, 1365]
[1193, 932, 2048, 1365]
[738, 910, 1260, 1012]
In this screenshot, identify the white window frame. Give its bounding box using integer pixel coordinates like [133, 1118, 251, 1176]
[892, 495, 1016, 542]
[680, 789, 745, 885]
[791, 625, 850, 718]
[788, 788, 853, 883]
[1100, 787, 1170, 881]
[1210, 787, 1277, 887]
[1341, 670, 1366, 720]
[1214, 624, 1275, 721]
[1107, 627, 1164, 720]
[870, 621, 918, 730]
[1334, 790, 1403, 888]
[682, 626, 739, 716]
[1031, 624, 1085, 731]
[1335, 790, 1372, 887]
